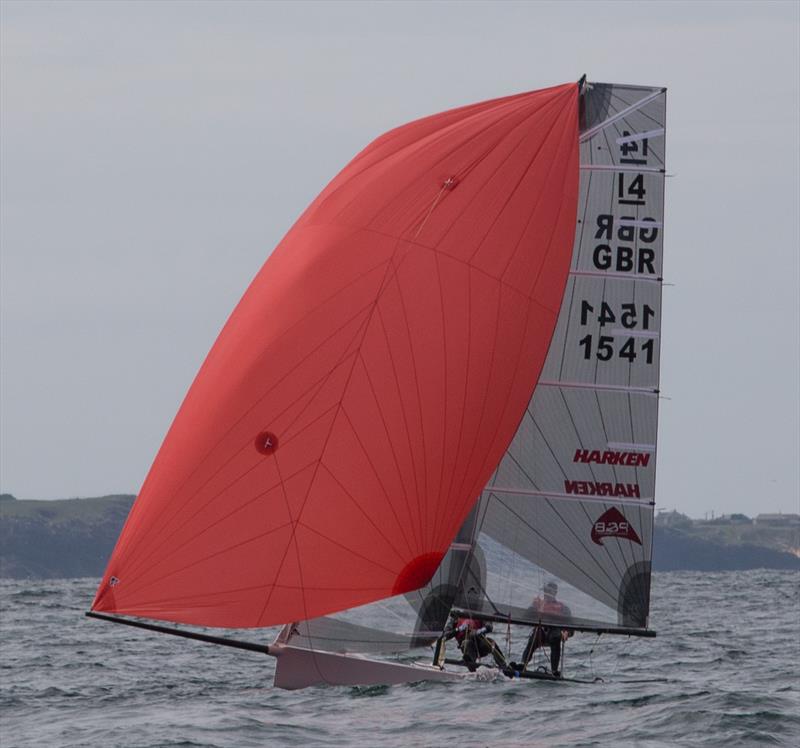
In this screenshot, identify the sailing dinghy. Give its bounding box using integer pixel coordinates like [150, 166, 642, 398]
[88, 78, 666, 689]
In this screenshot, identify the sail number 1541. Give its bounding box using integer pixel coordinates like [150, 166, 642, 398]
[580, 300, 654, 329]
[578, 334, 655, 364]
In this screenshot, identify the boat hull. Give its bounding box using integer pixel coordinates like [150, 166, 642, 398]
[272, 644, 465, 690]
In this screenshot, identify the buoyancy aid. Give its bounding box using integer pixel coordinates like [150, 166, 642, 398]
[453, 617, 484, 644]
[531, 596, 569, 617]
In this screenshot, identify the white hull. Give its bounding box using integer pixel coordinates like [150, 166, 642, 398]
[271, 644, 466, 690]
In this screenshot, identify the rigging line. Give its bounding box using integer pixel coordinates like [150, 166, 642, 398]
[579, 88, 664, 143]
[486, 492, 621, 603]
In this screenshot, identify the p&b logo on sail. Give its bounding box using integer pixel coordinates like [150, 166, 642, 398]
[591, 507, 642, 546]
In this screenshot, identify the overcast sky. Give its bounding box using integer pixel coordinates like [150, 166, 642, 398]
[1, 0, 798, 518]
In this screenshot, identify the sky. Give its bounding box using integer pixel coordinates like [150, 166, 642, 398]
[1, 0, 798, 518]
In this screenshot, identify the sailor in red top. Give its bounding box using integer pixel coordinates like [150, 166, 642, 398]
[443, 589, 508, 672]
[520, 581, 574, 677]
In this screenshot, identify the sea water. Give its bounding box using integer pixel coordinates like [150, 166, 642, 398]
[1, 571, 798, 747]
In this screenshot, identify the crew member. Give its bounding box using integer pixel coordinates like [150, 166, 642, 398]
[443, 613, 508, 672]
[520, 580, 573, 677]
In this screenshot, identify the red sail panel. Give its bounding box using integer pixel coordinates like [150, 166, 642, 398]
[92, 83, 580, 628]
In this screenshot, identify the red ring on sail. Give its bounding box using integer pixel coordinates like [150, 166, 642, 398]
[254, 431, 278, 455]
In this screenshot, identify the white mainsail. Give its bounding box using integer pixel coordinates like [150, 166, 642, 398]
[476, 82, 666, 631]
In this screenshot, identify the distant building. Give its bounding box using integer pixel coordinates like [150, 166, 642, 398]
[655, 510, 693, 529]
[755, 513, 800, 527]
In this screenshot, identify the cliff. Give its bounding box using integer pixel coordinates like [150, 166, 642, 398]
[0, 494, 798, 579]
[0, 494, 134, 579]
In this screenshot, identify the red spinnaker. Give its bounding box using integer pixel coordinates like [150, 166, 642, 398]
[93, 83, 580, 627]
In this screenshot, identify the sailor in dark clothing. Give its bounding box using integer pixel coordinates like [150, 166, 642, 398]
[441, 587, 508, 672]
[443, 614, 508, 672]
[520, 581, 573, 677]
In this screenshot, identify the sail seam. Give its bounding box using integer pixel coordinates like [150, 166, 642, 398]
[354, 352, 420, 555]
